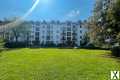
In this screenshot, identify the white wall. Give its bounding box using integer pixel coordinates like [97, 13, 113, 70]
[29, 21, 88, 46]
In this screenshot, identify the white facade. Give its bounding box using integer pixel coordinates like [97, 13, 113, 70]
[29, 21, 87, 46]
[0, 21, 88, 47]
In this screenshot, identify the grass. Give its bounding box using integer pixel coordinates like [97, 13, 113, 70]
[0, 48, 119, 80]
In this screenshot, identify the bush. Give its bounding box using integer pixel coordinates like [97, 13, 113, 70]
[0, 37, 5, 48]
[85, 43, 96, 49]
[111, 46, 120, 57]
[0, 37, 5, 52]
[5, 42, 28, 48]
[81, 43, 98, 49]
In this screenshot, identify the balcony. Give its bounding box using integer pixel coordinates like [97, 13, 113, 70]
[61, 37, 66, 40]
[72, 33, 77, 35]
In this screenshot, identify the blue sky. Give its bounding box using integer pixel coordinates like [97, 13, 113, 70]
[0, 0, 95, 21]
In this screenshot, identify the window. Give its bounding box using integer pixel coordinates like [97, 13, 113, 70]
[36, 27, 40, 31]
[80, 25, 82, 28]
[42, 31, 45, 33]
[73, 26, 76, 31]
[67, 27, 71, 31]
[57, 30, 59, 33]
[42, 36, 44, 39]
[72, 36, 76, 40]
[42, 26, 45, 28]
[35, 37, 39, 41]
[67, 37, 71, 41]
[47, 25, 50, 29]
[51, 31, 53, 34]
[80, 36, 82, 39]
[47, 31, 50, 34]
[73, 25, 76, 28]
[67, 32, 71, 36]
[56, 35, 59, 38]
[47, 36, 50, 40]
[35, 32, 39, 37]
[56, 41, 58, 43]
[80, 30, 82, 33]
[51, 36, 53, 39]
[30, 35, 34, 38]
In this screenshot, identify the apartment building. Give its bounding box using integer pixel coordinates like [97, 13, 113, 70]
[29, 21, 87, 47]
[0, 21, 88, 47]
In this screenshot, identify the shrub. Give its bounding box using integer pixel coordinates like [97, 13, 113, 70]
[5, 42, 28, 48]
[111, 46, 120, 57]
[0, 37, 5, 52]
[81, 43, 98, 49]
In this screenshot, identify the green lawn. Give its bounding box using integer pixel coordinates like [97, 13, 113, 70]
[0, 48, 120, 80]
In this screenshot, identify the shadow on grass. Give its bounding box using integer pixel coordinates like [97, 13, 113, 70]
[1, 47, 120, 63]
[29, 46, 110, 50]
[99, 51, 120, 64]
[0, 48, 26, 53]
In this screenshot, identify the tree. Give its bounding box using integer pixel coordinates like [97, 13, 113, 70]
[112, 0, 120, 44]
[80, 33, 90, 47]
[89, 0, 119, 48]
[88, 0, 105, 46]
[103, 0, 120, 46]
[8, 22, 31, 43]
[4, 20, 32, 48]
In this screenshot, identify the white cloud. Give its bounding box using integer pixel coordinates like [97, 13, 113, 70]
[62, 9, 80, 21]
[67, 10, 80, 18]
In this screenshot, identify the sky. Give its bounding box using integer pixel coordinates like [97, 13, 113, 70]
[0, 0, 95, 21]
